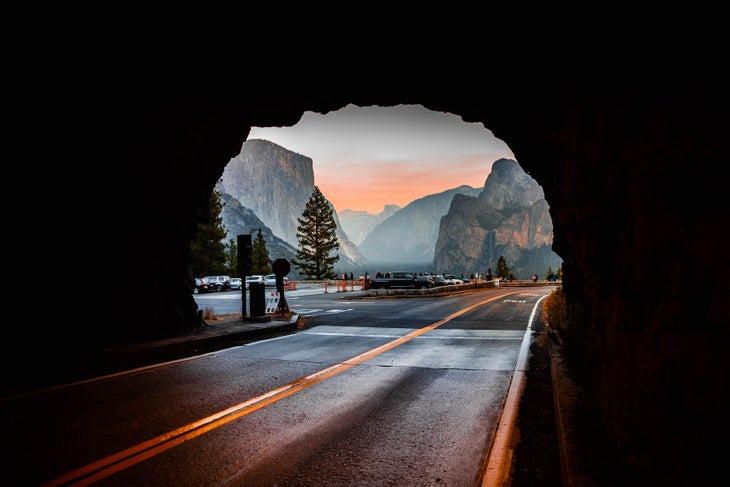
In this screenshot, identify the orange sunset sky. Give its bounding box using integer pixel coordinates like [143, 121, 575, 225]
[247, 104, 515, 214]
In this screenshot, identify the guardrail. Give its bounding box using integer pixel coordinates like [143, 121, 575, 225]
[288, 279, 560, 294]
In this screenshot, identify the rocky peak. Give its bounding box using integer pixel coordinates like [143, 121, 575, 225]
[434, 158, 561, 277]
[480, 158, 544, 213]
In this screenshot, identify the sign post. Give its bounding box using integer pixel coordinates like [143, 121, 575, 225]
[237, 234, 252, 317]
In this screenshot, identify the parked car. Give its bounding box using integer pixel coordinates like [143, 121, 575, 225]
[229, 277, 243, 290]
[192, 277, 209, 294]
[245, 275, 265, 289]
[264, 274, 289, 286]
[430, 274, 451, 287]
[443, 275, 464, 285]
[204, 275, 231, 292]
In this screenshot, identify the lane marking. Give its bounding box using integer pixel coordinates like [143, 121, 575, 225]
[44, 290, 528, 487]
[294, 308, 353, 317]
[303, 331, 523, 340]
[479, 293, 550, 487]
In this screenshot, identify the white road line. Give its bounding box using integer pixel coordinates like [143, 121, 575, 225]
[303, 331, 522, 340]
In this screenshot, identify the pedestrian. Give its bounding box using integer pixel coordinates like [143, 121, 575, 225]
[349, 272, 353, 281]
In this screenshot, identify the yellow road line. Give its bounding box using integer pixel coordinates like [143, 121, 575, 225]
[44, 291, 522, 487]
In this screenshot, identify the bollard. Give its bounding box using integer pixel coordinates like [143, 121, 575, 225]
[324, 282, 328, 293]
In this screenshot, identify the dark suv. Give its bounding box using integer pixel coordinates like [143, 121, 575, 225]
[203, 275, 231, 292]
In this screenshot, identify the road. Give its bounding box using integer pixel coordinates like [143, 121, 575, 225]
[2, 286, 554, 486]
[192, 283, 341, 316]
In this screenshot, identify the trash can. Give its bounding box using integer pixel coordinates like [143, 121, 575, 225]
[249, 282, 266, 317]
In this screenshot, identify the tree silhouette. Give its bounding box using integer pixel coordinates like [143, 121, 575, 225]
[252, 229, 272, 274]
[190, 190, 227, 275]
[292, 186, 339, 279]
[225, 238, 237, 276]
[495, 256, 510, 280]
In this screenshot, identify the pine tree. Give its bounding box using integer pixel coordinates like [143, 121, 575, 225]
[495, 256, 510, 280]
[225, 238, 238, 276]
[292, 186, 339, 279]
[252, 229, 272, 274]
[190, 190, 228, 275]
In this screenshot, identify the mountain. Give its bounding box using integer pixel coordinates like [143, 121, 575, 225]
[338, 205, 401, 245]
[217, 141, 558, 278]
[217, 139, 366, 268]
[217, 192, 297, 263]
[433, 158, 562, 278]
[357, 185, 481, 264]
[330, 204, 366, 267]
[217, 139, 314, 246]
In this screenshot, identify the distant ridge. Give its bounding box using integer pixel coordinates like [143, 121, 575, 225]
[357, 185, 481, 264]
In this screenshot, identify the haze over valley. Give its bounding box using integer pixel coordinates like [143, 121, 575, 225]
[217, 136, 562, 279]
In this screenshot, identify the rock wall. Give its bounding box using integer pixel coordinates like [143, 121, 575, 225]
[433, 159, 562, 277]
[218, 138, 315, 247]
[21, 90, 727, 485]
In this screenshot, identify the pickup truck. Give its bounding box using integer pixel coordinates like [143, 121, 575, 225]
[363, 271, 434, 290]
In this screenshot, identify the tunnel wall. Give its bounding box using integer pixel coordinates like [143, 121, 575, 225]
[18, 89, 728, 484]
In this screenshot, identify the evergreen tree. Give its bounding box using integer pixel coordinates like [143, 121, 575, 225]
[292, 186, 339, 279]
[252, 229, 272, 274]
[495, 256, 510, 279]
[190, 190, 228, 275]
[225, 238, 238, 276]
[545, 266, 554, 281]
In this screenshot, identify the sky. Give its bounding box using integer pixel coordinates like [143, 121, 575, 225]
[247, 104, 515, 214]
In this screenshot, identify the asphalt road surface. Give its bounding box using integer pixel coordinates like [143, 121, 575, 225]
[3, 286, 553, 486]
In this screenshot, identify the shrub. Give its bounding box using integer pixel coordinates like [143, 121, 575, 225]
[543, 286, 568, 332]
[202, 306, 216, 321]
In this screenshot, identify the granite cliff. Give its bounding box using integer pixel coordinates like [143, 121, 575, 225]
[433, 158, 562, 277]
[216, 138, 365, 267]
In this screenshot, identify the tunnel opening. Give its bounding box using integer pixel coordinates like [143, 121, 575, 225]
[204, 103, 563, 283]
[16, 89, 724, 486]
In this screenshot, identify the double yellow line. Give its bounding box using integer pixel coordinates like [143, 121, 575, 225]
[45, 291, 518, 486]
